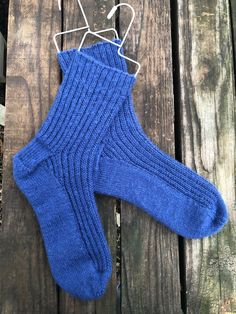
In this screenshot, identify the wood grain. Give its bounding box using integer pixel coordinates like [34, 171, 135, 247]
[2, 0, 235, 312]
[58, 1, 118, 313]
[177, 0, 236, 313]
[119, 1, 182, 313]
[0, 0, 61, 313]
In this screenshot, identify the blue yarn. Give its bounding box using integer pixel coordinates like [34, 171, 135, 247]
[58, 40, 228, 239]
[13, 51, 135, 299]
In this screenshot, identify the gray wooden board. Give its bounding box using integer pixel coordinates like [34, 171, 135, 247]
[119, 0, 182, 313]
[0, 0, 61, 313]
[177, 0, 236, 313]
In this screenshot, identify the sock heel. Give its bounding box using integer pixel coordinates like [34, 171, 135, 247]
[13, 137, 51, 175]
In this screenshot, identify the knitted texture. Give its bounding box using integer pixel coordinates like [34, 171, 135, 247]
[13, 51, 135, 299]
[58, 40, 228, 238]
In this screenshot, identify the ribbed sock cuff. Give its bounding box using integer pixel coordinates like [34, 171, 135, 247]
[57, 39, 128, 75]
[73, 51, 134, 94]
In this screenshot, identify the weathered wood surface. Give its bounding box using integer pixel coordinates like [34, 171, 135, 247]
[0, 1, 60, 313]
[120, 1, 182, 313]
[58, 1, 118, 313]
[1, 0, 236, 313]
[178, 0, 236, 313]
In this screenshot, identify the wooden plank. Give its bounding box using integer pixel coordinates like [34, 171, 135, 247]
[0, 1, 61, 312]
[177, 0, 236, 312]
[58, 1, 118, 313]
[120, 1, 182, 313]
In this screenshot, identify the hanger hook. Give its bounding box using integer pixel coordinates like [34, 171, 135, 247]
[107, 3, 140, 76]
[57, 0, 89, 28]
[107, 3, 135, 47]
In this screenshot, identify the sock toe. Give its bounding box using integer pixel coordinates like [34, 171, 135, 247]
[200, 193, 228, 237]
[52, 260, 112, 300]
[177, 192, 228, 239]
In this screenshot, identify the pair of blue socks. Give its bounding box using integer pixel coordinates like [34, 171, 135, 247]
[13, 40, 228, 300]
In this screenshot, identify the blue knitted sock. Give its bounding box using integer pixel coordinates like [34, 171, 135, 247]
[58, 40, 228, 239]
[13, 51, 135, 299]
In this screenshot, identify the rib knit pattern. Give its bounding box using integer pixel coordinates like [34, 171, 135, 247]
[13, 51, 135, 299]
[58, 40, 228, 238]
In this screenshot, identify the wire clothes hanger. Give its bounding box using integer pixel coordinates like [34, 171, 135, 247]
[54, 0, 119, 52]
[78, 3, 141, 77]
